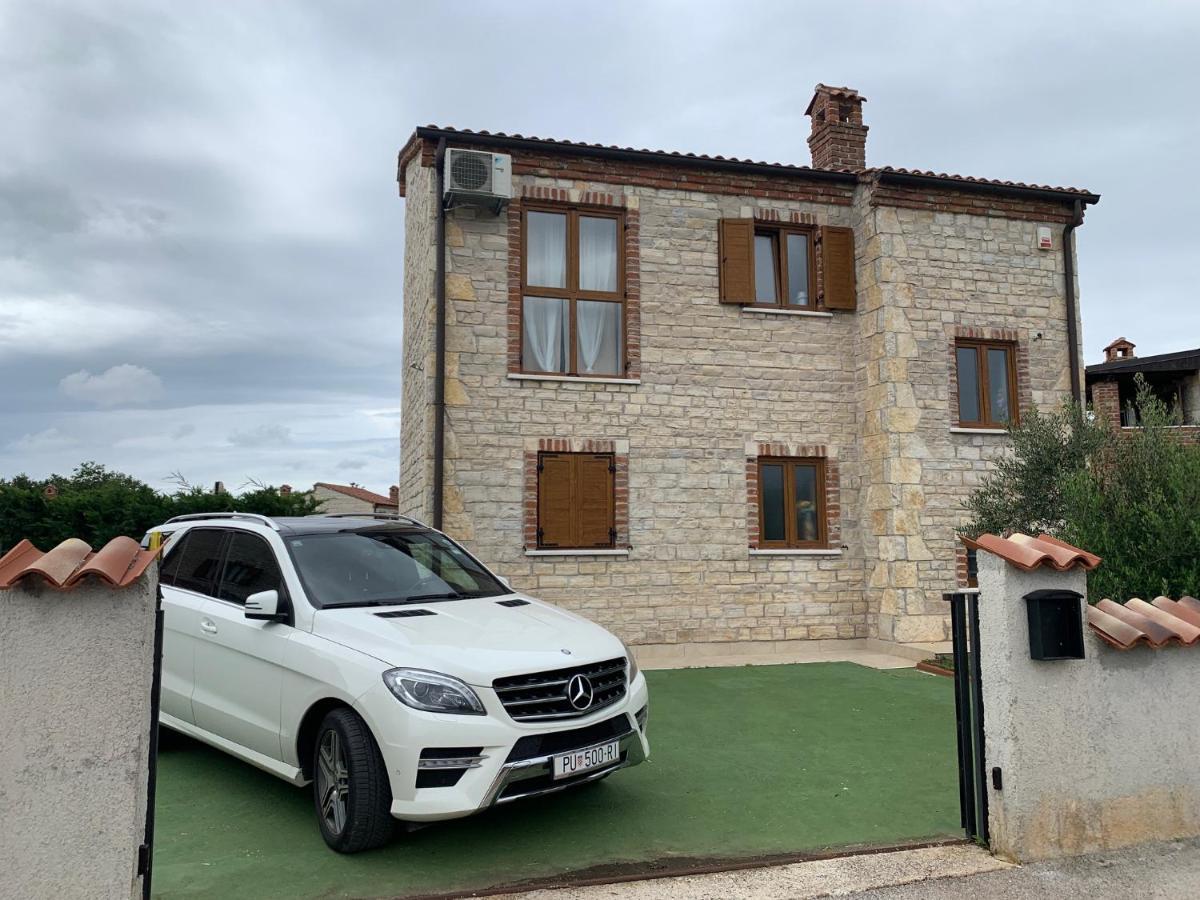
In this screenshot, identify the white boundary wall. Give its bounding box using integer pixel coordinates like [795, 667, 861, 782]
[0, 571, 157, 899]
[978, 554, 1200, 861]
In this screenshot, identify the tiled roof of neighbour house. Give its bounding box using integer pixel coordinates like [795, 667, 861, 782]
[959, 532, 1103, 572]
[0, 537, 159, 590]
[1086, 346, 1200, 376]
[396, 126, 1100, 202]
[313, 482, 397, 507]
[1087, 597, 1200, 650]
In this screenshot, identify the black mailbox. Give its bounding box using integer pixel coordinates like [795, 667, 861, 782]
[1023, 589, 1085, 660]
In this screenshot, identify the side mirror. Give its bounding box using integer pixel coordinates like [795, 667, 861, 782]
[245, 589, 285, 622]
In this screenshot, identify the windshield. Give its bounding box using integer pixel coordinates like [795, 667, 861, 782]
[287, 529, 508, 609]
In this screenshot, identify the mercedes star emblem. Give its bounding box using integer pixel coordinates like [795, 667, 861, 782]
[566, 674, 594, 711]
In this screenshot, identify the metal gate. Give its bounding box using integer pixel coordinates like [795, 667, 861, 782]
[945, 590, 988, 845]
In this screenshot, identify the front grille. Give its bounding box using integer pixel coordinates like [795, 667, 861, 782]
[505, 713, 630, 763]
[493, 657, 627, 722]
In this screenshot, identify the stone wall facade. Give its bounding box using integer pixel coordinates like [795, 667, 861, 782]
[398, 141, 1083, 649]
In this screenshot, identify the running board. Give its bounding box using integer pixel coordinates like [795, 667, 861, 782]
[159, 713, 308, 786]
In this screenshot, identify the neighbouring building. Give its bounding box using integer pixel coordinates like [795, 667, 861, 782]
[1087, 337, 1200, 432]
[311, 482, 400, 516]
[396, 84, 1100, 654]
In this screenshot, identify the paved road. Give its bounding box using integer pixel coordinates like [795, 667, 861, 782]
[855, 839, 1200, 899]
[494, 839, 1200, 900]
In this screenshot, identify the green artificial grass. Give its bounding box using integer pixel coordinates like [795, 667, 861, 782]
[152, 662, 959, 899]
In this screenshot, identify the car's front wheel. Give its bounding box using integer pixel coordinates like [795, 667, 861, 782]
[313, 708, 394, 853]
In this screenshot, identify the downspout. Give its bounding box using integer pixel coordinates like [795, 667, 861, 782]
[432, 137, 447, 530]
[1063, 198, 1084, 406]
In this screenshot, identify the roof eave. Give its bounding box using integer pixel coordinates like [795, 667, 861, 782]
[875, 169, 1099, 207]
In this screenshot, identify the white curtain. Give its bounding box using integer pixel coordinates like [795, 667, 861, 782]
[579, 216, 617, 292]
[522, 297, 566, 372]
[577, 301, 620, 375]
[527, 212, 566, 288]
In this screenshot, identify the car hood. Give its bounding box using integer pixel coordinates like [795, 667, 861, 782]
[310, 594, 626, 685]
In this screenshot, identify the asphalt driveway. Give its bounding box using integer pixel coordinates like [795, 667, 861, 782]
[152, 662, 960, 899]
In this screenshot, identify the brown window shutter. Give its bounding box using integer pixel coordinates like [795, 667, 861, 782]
[537, 453, 574, 548]
[575, 454, 616, 549]
[818, 226, 857, 310]
[718, 218, 755, 304]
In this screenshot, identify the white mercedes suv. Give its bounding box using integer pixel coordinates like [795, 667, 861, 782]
[147, 512, 649, 853]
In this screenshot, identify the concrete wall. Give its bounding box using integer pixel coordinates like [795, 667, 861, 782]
[0, 571, 158, 898]
[399, 142, 1077, 650]
[977, 554, 1200, 861]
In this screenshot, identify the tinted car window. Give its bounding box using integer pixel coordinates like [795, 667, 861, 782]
[172, 529, 227, 596]
[218, 532, 283, 606]
[158, 533, 188, 587]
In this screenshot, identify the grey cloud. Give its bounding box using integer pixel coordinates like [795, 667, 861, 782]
[2, 0, 1198, 490]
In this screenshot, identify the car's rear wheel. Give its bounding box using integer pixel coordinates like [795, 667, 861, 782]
[313, 708, 394, 853]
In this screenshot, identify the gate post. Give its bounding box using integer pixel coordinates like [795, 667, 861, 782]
[963, 533, 1091, 862]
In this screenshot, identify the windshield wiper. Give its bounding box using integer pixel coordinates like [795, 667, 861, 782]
[401, 591, 464, 602]
[320, 598, 439, 610]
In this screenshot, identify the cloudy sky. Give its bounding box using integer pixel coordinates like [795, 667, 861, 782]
[3, 1, 1198, 495]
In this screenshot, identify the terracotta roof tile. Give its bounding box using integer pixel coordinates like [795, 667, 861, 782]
[400, 126, 1099, 200]
[313, 482, 398, 507]
[0, 537, 159, 590]
[959, 532, 1102, 572]
[1088, 596, 1200, 650]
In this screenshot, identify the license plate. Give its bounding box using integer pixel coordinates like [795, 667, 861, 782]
[552, 739, 620, 780]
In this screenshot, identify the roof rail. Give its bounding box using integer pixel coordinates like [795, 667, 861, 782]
[309, 512, 429, 528]
[163, 512, 282, 531]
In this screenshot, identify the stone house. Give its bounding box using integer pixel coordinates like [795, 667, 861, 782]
[1088, 337, 1200, 431]
[396, 84, 1100, 655]
[311, 482, 400, 516]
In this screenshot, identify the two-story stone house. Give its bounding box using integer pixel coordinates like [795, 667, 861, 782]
[396, 84, 1099, 656]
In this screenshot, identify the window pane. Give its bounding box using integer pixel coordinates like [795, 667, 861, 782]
[793, 464, 820, 543]
[754, 234, 777, 303]
[987, 348, 1012, 424]
[173, 529, 225, 595]
[956, 347, 981, 423]
[576, 300, 622, 376]
[526, 212, 566, 288]
[760, 464, 786, 541]
[219, 533, 282, 605]
[522, 296, 568, 373]
[579, 216, 618, 292]
[786, 234, 810, 307]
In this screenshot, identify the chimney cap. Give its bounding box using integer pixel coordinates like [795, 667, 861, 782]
[804, 84, 867, 117]
[1103, 336, 1135, 352]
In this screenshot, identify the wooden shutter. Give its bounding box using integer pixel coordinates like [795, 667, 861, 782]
[718, 218, 755, 304]
[537, 453, 573, 548]
[818, 226, 857, 310]
[575, 454, 616, 549]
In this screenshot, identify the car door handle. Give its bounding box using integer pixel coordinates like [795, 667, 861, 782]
[200, 619, 218, 635]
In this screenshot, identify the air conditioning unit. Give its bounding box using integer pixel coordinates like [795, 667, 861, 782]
[444, 149, 512, 209]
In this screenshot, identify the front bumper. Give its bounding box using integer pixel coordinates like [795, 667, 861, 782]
[356, 671, 650, 822]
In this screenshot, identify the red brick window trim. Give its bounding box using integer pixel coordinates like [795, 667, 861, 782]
[523, 439, 629, 552]
[746, 443, 841, 550]
[948, 326, 1032, 429]
[507, 190, 641, 379]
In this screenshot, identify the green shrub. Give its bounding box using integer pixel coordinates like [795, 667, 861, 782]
[964, 377, 1200, 601]
[0, 462, 323, 552]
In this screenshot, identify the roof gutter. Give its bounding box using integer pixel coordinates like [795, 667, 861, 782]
[1064, 198, 1085, 405]
[875, 169, 1100, 206]
[432, 137, 447, 530]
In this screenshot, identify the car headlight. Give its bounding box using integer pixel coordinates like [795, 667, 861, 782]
[621, 640, 640, 681]
[382, 668, 485, 715]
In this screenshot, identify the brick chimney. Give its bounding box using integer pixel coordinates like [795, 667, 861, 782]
[1102, 337, 1136, 363]
[279, 484, 292, 495]
[805, 84, 868, 170]
[389, 485, 399, 505]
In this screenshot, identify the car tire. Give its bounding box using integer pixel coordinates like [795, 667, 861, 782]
[313, 707, 394, 853]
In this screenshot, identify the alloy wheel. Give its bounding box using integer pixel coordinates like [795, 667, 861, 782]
[316, 729, 350, 836]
